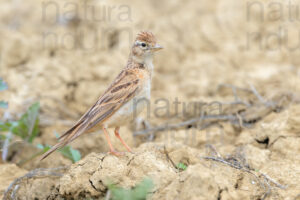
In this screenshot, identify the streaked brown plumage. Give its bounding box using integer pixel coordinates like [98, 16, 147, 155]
[41, 31, 163, 160]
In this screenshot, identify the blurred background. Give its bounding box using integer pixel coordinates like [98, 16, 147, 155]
[1, 0, 300, 199]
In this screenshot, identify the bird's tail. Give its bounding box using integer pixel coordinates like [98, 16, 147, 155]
[40, 121, 87, 161]
[40, 140, 68, 161]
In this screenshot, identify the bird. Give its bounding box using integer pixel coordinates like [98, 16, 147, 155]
[41, 31, 163, 159]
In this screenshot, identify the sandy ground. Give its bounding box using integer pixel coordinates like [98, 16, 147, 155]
[0, 0, 300, 199]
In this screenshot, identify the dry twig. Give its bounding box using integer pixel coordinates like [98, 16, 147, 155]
[201, 147, 287, 200]
[134, 85, 286, 137]
[134, 114, 238, 136]
[3, 167, 68, 199]
[163, 146, 178, 171]
[249, 84, 276, 108]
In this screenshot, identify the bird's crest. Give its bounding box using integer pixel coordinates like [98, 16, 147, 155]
[136, 31, 157, 45]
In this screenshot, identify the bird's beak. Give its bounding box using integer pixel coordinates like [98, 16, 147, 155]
[152, 44, 163, 51]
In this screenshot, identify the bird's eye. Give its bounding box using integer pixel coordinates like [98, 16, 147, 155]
[141, 43, 146, 47]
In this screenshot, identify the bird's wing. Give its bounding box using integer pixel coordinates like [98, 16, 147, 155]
[40, 68, 142, 160]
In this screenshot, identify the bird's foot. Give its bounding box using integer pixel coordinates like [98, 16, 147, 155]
[108, 150, 125, 156]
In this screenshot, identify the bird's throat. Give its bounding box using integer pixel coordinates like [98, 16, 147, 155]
[131, 55, 154, 73]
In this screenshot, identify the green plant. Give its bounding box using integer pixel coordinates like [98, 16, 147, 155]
[0, 102, 40, 143]
[176, 162, 187, 171]
[1, 102, 41, 162]
[37, 144, 81, 163]
[0, 97, 81, 163]
[108, 178, 154, 200]
[59, 145, 81, 163]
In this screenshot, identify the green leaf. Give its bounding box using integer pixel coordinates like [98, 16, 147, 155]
[0, 121, 12, 132]
[37, 143, 80, 163]
[58, 146, 81, 163]
[0, 134, 6, 140]
[36, 144, 51, 152]
[0, 78, 8, 91]
[176, 162, 187, 171]
[0, 101, 8, 109]
[11, 102, 40, 143]
[131, 178, 154, 199]
[109, 178, 154, 200]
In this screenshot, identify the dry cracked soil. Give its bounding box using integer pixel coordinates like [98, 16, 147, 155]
[0, 0, 300, 199]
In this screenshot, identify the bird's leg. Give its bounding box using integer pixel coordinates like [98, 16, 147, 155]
[114, 127, 133, 153]
[102, 127, 123, 156]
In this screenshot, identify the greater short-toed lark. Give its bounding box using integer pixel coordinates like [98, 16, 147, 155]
[41, 31, 162, 159]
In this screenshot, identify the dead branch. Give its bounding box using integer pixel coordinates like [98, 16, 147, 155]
[205, 144, 221, 158]
[249, 84, 276, 108]
[163, 146, 178, 171]
[1, 131, 12, 161]
[260, 172, 287, 190]
[202, 156, 243, 170]
[134, 114, 244, 136]
[134, 85, 288, 137]
[201, 148, 287, 200]
[3, 167, 68, 199]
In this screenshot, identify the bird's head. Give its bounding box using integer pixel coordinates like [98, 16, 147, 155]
[131, 31, 163, 63]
